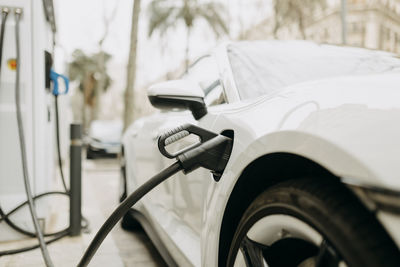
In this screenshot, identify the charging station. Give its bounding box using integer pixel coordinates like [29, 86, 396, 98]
[0, 1, 232, 265]
[0, 0, 57, 241]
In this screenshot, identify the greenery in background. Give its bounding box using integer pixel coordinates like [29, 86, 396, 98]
[273, 0, 326, 39]
[148, 0, 229, 71]
[68, 49, 112, 131]
[67, 1, 118, 132]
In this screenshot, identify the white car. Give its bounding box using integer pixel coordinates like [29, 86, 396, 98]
[120, 41, 400, 267]
[86, 120, 122, 159]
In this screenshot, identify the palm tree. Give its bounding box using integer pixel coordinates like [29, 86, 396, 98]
[68, 49, 112, 131]
[273, 0, 326, 39]
[123, 0, 141, 131]
[148, 0, 228, 71]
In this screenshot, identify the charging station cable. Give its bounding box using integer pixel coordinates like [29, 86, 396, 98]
[13, 8, 54, 267]
[0, 9, 89, 260]
[0, 7, 9, 76]
[51, 68, 70, 192]
[0, 192, 69, 237]
[0, 5, 67, 257]
[0, 7, 89, 259]
[0, 191, 89, 256]
[78, 124, 233, 266]
[54, 95, 68, 192]
[1, 5, 233, 267]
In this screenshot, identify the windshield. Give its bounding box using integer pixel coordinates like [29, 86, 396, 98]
[228, 41, 400, 100]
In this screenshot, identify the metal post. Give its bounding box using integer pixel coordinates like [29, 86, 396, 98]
[69, 123, 82, 236]
[341, 0, 347, 45]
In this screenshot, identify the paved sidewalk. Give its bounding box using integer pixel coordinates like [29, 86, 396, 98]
[0, 158, 165, 267]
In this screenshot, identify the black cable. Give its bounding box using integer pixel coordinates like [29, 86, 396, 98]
[14, 9, 54, 267]
[0, 15, 90, 256]
[0, 5, 89, 259]
[2, 192, 67, 220]
[0, 191, 90, 238]
[0, 192, 69, 237]
[0, 4, 70, 254]
[77, 161, 183, 267]
[0, 7, 9, 76]
[0, 231, 69, 256]
[54, 95, 69, 192]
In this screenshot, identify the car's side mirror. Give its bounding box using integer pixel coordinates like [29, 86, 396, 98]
[147, 79, 207, 120]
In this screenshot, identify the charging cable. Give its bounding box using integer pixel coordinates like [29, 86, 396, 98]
[0, 7, 86, 264]
[78, 124, 233, 266]
[13, 8, 54, 267]
[1, 5, 233, 267]
[0, 7, 9, 77]
[52, 69, 69, 192]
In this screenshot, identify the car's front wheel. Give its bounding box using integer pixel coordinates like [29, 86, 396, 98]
[227, 178, 400, 267]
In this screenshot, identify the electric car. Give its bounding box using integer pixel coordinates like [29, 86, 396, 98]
[86, 120, 122, 159]
[120, 41, 400, 267]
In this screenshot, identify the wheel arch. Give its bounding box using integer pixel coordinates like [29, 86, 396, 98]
[218, 152, 343, 267]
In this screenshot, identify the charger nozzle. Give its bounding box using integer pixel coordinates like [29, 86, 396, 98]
[158, 124, 233, 181]
[78, 124, 233, 266]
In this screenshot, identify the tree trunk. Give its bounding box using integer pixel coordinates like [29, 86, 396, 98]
[297, 6, 306, 39]
[298, 15, 306, 39]
[185, 26, 191, 72]
[93, 51, 105, 121]
[123, 0, 141, 131]
[273, 19, 280, 39]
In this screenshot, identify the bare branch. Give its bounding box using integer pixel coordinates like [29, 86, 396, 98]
[99, 0, 120, 46]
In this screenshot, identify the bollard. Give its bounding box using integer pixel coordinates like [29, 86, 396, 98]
[69, 123, 82, 236]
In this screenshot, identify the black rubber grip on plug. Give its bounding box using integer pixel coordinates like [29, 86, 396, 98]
[177, 135, 233, 175]
[158, 123, 218, 159]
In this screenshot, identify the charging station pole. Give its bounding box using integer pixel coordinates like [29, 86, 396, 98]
[70, 123, 82, 236]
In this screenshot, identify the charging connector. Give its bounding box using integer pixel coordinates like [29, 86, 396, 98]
[158, 124, 233, 179]
[78, 124, 233, 267]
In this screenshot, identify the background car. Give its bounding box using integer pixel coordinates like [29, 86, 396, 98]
[121, 41, 400, 267]
[85, 120, 122, 159]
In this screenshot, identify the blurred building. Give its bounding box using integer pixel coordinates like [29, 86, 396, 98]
[246, 0, 400, 54]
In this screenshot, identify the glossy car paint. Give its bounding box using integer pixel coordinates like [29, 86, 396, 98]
[201, 74, 400, 266]
[87, 120, 122, 155]
[122, 42, 400, 266]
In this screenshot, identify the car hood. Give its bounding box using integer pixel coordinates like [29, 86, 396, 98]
[89, 120, 122, 144]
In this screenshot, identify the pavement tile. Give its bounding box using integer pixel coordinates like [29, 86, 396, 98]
[0, 158, 165, 267]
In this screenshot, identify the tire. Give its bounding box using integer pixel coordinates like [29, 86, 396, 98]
[86, 147, 95, 159]
[121, 210, 142, 231]
[119, 163, 127, 203]
[227, 177, 400, 267]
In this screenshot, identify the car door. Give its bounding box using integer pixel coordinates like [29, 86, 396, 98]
[139, 55, 228, 266]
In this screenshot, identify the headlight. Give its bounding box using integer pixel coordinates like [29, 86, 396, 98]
[342, 177, 400, 214]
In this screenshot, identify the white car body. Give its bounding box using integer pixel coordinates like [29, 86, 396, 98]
[87, 120, 122, 157]
[122, 41, 400, 266]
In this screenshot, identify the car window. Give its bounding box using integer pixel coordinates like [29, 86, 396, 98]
[204, 80, 226, 106]
[183, 55, 226, 106]
[228, 41, 400, 100]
